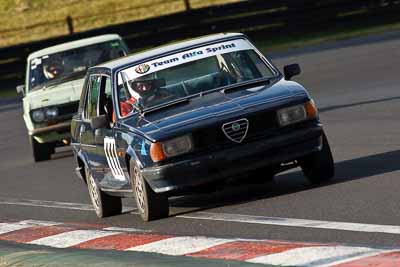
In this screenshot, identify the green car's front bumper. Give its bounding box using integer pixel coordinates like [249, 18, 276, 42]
[29, 121, 71, 144]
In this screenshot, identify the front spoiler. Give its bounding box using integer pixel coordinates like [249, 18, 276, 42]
[142, 124, 323, 193]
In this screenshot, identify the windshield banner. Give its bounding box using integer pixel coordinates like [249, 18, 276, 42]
[119, 39, 253, 84]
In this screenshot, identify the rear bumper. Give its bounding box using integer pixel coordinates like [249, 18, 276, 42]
[142, 124, 323, 193]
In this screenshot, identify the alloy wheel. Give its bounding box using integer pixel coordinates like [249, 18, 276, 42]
[134, 167, 146, 214]
[88, 173, 101, 215]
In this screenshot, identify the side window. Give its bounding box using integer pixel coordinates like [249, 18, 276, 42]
[99, 76, 114, 123]
[79, 76, 89, 115]
[104, 76, 112, 99]
[117, 81, 136, 119]
[85, 75, 101, 119]
[247, 51, 274, 78]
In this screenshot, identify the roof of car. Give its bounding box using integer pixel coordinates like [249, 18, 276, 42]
[27, 34, 123, 61]
[95, 33, 247, 71]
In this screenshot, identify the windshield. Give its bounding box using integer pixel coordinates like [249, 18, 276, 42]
[29, 40, 127, 91]
[117, 39, 277, 116]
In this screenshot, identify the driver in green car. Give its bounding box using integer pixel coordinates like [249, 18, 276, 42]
[43, 58, 64, 80]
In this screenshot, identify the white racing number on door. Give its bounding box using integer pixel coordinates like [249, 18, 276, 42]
[104, 137, 125, 181]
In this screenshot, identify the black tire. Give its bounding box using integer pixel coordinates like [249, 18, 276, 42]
[300, 132, 335, 184]
[130, 162, 169, 221]
[49, 143, 56, 154]
[86, 167, 122, 218]
[30, 136, 52, 162]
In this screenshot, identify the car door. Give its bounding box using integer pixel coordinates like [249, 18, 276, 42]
[94, 75, 130, 190]
[80, 74, 103, 179]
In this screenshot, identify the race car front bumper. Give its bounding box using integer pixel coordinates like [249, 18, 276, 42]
[142, 123, 323, 193]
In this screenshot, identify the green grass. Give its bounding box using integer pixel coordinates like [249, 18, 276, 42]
[0, 88, 18, 98]
[255, 20, 400, 53]
[2, 5, 400, 98]
[0, 0, 240, 47]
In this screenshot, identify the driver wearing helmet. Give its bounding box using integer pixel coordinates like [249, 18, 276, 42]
[112, 77, 168, 122]
[118, 79, 154, 118]
[43, 58, 64, 80]
[112, 80, 151, 123]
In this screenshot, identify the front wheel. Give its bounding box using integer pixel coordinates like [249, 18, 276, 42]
[300, 132, 335, 184]
[130, 162, 169, 221]
[86, 167, 122, 218]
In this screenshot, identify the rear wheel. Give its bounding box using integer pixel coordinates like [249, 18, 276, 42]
[130, 162, 169, 221]
[30, 136, 52, 162]
[86, 167, 122, 218]
[300, 132, 335, 184]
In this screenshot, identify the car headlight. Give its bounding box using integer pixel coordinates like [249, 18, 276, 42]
[150, 135, 193, 162]
[45, 107, 58, 119]
[31, 110, 45, 123]
[277, 100, 318, 127]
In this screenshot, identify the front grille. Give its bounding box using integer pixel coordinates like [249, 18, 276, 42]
[222, 119, 248, 143]
[193, 109, 278, 151]
[58, 101, 80, 116]
[45, 101, 80, 123]
[246, 109, 279, 139]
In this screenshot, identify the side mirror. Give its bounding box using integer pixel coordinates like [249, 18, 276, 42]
[90, 114, 109, 130]
[16, 85, 25, 96]
[283, 64, 301, 80]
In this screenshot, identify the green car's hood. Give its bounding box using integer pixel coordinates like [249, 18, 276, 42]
[25, 79, 84, 110]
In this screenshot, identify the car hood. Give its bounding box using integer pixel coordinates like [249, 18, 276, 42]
[24, 79, 84, 110]
[121, 78, 310, 141]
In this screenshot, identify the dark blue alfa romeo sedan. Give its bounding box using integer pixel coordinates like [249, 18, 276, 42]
[71, 33, 334, 221]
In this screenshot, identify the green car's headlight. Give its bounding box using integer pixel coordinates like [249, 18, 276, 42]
[31, 110, 45, 123]
[45, 107, 58, 119]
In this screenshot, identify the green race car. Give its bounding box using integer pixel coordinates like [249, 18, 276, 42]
[17, 34, 129, 162]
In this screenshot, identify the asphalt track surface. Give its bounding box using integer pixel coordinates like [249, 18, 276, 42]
[1, 32, 400, 248]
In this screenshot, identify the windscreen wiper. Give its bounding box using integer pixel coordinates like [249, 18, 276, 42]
[142, 98, 191, 116]
[220, 77, 276, 94]
[42, 71, 87, 90]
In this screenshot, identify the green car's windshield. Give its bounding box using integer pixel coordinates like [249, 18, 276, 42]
[29, 40, 127, 91]
[117, 39, 277, 115]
